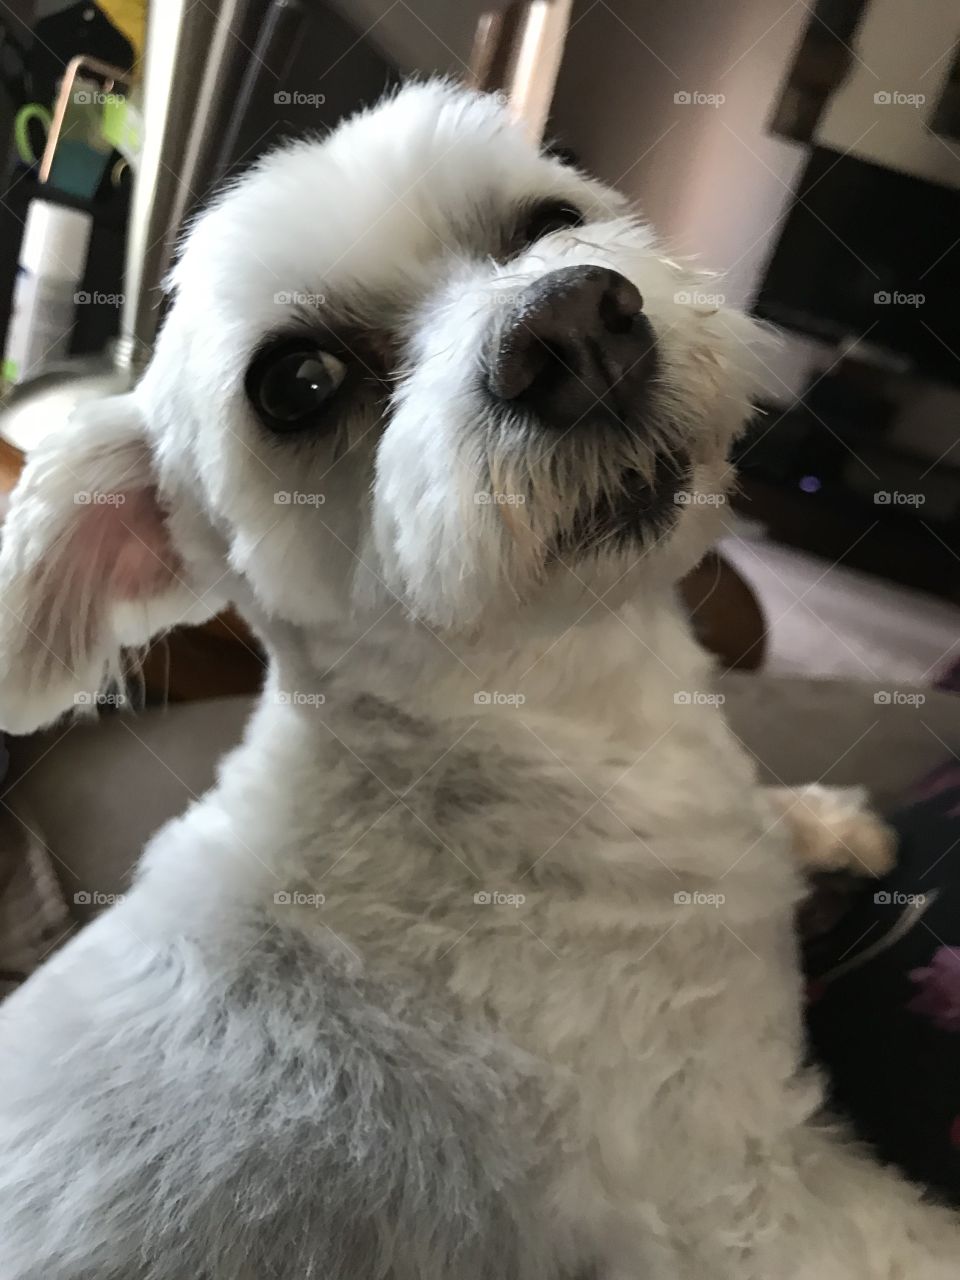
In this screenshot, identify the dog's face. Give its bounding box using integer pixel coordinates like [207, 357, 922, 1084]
[0, 83, 764, 731]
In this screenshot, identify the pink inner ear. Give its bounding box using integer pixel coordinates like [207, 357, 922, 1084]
[105, 487, 181, 600]
[27, 483, 185, 678]
[56, 486, 181, 610]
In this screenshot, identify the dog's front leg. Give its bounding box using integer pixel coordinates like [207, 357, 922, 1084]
[766, 784, 896, 878]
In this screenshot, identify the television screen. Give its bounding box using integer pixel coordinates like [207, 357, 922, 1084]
[754, 147, 960, 386]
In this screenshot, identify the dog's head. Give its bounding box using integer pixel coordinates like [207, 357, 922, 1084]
[0, 82, 766, 731]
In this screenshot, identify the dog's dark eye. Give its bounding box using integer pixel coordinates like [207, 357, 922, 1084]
[522, 200, 584, 243]
[246, 341, 347, 432]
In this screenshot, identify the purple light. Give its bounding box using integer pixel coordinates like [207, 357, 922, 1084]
[799, 475, 821, 494]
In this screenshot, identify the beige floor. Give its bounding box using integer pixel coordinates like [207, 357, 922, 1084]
[720, 532, 960, 687]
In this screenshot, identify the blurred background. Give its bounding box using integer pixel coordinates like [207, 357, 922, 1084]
[0, 0, 958, 691]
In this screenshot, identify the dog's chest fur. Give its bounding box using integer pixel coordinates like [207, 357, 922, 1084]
[1, 620, 813, 1280]
[134, 642, 812, 1273]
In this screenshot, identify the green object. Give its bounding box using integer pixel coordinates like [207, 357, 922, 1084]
[101, 96, 142, 164]
[13, 87, 123, 198]
[13, 104, 52, 166]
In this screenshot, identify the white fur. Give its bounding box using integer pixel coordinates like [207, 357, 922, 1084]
[0, 82, 956, 1279]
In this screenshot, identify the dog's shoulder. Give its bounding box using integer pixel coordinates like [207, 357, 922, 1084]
[0, 908, 559, 1280]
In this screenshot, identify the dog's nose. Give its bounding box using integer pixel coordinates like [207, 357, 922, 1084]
[486, 265, 656, 425]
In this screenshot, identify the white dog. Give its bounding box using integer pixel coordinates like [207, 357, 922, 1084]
[0, 82, 954, 1279]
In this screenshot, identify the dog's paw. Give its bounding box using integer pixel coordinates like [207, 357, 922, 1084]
[771, 784, 898, 878]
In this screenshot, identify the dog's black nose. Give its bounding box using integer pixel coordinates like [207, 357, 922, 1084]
[486, 265, 656, 427]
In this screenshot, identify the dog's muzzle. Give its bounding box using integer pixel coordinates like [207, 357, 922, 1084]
[485, 265, 657, 430]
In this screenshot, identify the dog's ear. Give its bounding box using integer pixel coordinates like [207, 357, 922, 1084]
[0, 394, 218, 734]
